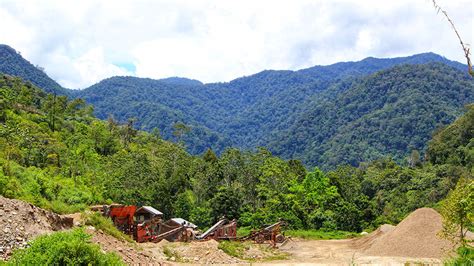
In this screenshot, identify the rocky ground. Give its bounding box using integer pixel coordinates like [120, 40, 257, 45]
[0, 196, 467, 265]
[86, 227, 168, 265]
[0, 196, 72, 260]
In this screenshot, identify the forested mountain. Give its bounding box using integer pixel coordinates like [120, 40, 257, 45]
[270, 63, 474, 168]
[1, 74, 471, 232]
[1, 44, 472, 169]
[75, 54, 472, 169]
[0, 44, 69, 96]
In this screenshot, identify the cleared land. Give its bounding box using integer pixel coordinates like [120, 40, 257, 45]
[0, 196, 463, 265]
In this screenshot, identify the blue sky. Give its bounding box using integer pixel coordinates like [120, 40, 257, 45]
[0, 0, 472, 89]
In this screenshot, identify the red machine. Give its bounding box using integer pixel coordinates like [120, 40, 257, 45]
[108, 205, 137, 235]
[102, 204, 192, 243]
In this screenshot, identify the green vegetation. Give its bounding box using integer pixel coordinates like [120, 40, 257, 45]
[218, 241, 289, 261]
[0, 74, 472, 235]
[0, 45, 69, 96]
[75, 56, 473, 169]
[2, 45, 472, 169]
[446, 246, 474, 265]
[285, 229, 358, 240]
[0, 61, 473, 264]
[82, 212, 134, 243]
[217, 241, 248, 259]
[236, 226, 252, 237]
[162, 245, 183, 262]
[6, 228, 123, 265]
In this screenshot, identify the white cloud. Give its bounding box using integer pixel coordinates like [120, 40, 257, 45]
[0, 0, 472, 89]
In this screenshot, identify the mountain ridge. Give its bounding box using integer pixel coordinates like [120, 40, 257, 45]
[0, 44, 70, 96]
[1, 43, 472, 169]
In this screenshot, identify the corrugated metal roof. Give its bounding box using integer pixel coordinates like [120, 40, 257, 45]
[137, 206, 163, 215]
[171, 218, 198, 229]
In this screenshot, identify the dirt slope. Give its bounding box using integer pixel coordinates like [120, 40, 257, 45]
[0, 196, 72, 260]
[87, 227, 166, 265]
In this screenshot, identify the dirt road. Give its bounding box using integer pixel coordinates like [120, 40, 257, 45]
[260, 238, 444, 265]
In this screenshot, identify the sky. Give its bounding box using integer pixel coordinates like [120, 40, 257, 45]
[0, 0, 472, 89]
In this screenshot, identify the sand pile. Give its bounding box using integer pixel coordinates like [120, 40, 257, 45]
[0, 196, 72, 260]
[364, 208, 455, 258]
[352, 224, 395, 250]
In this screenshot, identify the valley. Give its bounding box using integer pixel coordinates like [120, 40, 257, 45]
[0, 44, 472, 265]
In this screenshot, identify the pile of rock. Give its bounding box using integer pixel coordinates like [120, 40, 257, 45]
[0, 196, 72, 260]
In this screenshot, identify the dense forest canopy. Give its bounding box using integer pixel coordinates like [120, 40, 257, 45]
[0, 74, 472, 232]
[1, 44, 472, 170]
[0, 45, 70, 96]
[75, 59, 473, 170]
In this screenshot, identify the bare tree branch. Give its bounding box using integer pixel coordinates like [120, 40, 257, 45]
[432, 0, 472, 76]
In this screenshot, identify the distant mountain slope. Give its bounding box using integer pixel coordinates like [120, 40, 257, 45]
[269, 63, 474, 168]
[77, 76, 231, 154]
[1, 44, 471, 168]
[0, 44, 69, 96]
[76, 52, 471, 167]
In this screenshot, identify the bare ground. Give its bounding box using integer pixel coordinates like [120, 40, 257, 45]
[260, 238, 444, 265]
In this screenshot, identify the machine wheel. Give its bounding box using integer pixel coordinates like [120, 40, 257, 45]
[275, 234, 285, 243]
[255, 234, 265, 244]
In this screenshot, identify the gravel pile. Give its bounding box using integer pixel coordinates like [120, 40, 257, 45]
[365, 208, 455, 258]
[0, 196, 72, 260]
[352, 224, 395, 250]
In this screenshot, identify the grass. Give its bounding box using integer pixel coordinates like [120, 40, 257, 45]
[82, 211, 135, 243]
[163, 246, 184, 262]
[285, 229, 358, 240]
[237, 226, 252, 237]
[218, 240, 289, 262]
[218, 241, 249, 259]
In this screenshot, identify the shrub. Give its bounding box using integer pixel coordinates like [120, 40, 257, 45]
[7, 228, 124, 265]
[446, 246, 474, 265]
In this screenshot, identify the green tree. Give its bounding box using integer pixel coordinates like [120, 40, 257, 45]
[439, 178, 474, 246]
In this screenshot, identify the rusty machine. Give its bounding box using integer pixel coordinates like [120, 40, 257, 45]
[240, 221, 286, 246]
[196, 218, 237, 241]
[100, 204, 192, 243]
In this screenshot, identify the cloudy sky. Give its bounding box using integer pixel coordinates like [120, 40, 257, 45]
[0, 0, 472, 89]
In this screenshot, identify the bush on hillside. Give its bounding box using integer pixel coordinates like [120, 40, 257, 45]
[7, 228, 124, 265]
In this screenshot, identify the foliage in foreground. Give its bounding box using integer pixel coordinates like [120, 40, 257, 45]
[446, 246, 474, 266]
[82, 212, 134, 243]
[6, 228, 124, 265]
